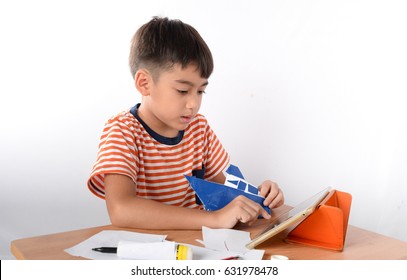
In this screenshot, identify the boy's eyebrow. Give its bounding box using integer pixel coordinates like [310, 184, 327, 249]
[175, 79, 209, 87]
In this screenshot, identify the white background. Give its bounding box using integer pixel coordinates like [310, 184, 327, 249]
[1, 0, 406, 259]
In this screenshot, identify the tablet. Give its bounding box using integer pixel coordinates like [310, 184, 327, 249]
[246, 187, 332, 249]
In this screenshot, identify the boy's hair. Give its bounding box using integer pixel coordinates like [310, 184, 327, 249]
[129, 17, 213, 80]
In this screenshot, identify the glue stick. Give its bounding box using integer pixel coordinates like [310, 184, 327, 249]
[175, 244, 193, 260]
[117, 241, 193, 260]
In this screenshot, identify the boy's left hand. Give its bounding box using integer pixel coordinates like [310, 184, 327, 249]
[258, 180, 284, 209]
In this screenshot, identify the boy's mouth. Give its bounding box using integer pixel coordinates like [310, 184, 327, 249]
[181, 115, 193, 123]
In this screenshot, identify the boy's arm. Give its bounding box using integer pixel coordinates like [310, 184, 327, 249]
[104, 174, 212, 229]
[104, 173, 270, 230]
[208, 171, 227, 184]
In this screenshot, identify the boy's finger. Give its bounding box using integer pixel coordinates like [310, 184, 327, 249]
[263, 186, 281, 207]
[258, 205, 271, 219]
[268, 191, 284, 208]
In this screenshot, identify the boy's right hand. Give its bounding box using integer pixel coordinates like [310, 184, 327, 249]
[213, 195, 271, 228]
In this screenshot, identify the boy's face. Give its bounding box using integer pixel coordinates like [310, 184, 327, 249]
[138, 63, 208, 138]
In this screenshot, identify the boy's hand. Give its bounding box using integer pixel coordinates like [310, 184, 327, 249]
[213, 195, 271, 228]
[258, 180, 284, 209]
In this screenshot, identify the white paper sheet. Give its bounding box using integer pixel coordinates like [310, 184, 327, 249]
[201, 226, 251, 253]
[65, 227, 264, 260]
[197, 226, 264, 260]
[64, 230, 166, 260]
[187, 244, 264, 260]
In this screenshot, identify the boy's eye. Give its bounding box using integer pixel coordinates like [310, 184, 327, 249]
[176, 89, 206, 95]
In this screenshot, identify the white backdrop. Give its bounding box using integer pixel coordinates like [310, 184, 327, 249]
[1, 0, 406, 259]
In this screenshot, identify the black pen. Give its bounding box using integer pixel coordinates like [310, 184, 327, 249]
[92, 247, 117, 253]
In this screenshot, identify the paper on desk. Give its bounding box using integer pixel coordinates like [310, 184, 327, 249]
[187, 244, 264, 260]
[65, 227, 264, 260]
[197, 226, 264, 260]
[64, 230, 166, 260]
[116, 240, 263, 260]
[201, 226, 250, 252]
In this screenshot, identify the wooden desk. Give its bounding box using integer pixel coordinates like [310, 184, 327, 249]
[10, 206, 407, 260]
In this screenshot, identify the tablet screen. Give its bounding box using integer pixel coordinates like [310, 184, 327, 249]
[246, 187, 332, 249]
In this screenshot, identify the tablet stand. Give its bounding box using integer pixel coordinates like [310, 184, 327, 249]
[286, 189, 352, 251]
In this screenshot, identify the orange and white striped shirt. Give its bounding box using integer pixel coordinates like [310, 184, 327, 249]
[87, 104, 230, 209]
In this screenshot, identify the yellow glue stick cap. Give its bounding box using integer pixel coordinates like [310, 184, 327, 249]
[176, 244, 193, 260]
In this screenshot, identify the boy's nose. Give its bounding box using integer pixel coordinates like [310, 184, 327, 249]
[186, 93, 201, 109]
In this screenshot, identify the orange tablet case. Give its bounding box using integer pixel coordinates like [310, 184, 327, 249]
[286, 189, 352, 251]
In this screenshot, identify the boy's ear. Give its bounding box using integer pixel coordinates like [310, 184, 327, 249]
[134, 69, 152, 96]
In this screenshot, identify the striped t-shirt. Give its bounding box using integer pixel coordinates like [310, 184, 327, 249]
[87, 104, 230, 209]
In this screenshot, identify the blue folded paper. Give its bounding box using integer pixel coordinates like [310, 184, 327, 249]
[185, 164, 270, 214]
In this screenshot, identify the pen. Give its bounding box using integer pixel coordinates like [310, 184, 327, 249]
[92, 247, 117, 253]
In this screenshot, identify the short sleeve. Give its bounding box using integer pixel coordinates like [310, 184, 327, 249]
[87, 116, 139, 199]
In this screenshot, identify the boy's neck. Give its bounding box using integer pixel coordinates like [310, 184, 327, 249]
[130, 104, 184, 146]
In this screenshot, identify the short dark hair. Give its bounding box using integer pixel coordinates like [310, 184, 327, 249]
[129, 17, 213, 80]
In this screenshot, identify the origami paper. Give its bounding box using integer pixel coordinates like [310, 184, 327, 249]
[185, 164, 270, 214]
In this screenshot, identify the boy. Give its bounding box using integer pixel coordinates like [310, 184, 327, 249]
[88, 17, 284, 230]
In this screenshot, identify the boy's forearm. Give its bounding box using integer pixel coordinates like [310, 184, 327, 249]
[107, 196, 218, 230]
[104, 173, 220, 229]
